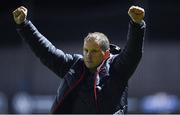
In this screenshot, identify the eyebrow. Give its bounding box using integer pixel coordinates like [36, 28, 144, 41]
[83, 48, 99, 51]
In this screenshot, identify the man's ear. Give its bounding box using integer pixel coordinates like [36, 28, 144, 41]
[103, 50, 110, 60]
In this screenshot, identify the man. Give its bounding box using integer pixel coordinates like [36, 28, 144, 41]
[13, 5, 145, 114]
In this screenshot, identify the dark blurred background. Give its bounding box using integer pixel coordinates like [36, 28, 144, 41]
[0, 0, 180, 113]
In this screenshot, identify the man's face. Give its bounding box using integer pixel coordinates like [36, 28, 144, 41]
[83, 40, 105, 71]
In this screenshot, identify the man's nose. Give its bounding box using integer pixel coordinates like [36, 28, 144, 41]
[86, 52, 92, 58]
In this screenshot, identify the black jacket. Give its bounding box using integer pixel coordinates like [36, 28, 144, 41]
[16, 20, 146, 114]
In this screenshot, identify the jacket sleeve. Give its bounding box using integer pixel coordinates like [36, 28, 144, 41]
[112, 20, 146, 80]
[16, 20, 74, 78]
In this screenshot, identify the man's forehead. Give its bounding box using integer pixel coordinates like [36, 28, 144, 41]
[83, 44, 102, 52]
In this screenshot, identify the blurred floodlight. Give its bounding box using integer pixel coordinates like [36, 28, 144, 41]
[12, 92, 54, 113]
[12, 92, 33, 113]
[141, 92, 178, 113]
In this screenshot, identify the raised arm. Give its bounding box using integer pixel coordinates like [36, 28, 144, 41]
[12, 6, 76, 78]
[112, 6, 146, 80]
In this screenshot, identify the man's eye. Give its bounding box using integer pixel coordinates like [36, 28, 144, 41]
[92, 49, 98, 52]
[84, 49, 88, 52]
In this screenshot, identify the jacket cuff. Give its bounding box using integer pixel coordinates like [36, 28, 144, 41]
[16, 20, 30, 28]
[130, 20, 146, 29]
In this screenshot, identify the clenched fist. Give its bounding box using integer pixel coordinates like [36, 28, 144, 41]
[128, 6, 145, 24]
[12, 6, 28, 24]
